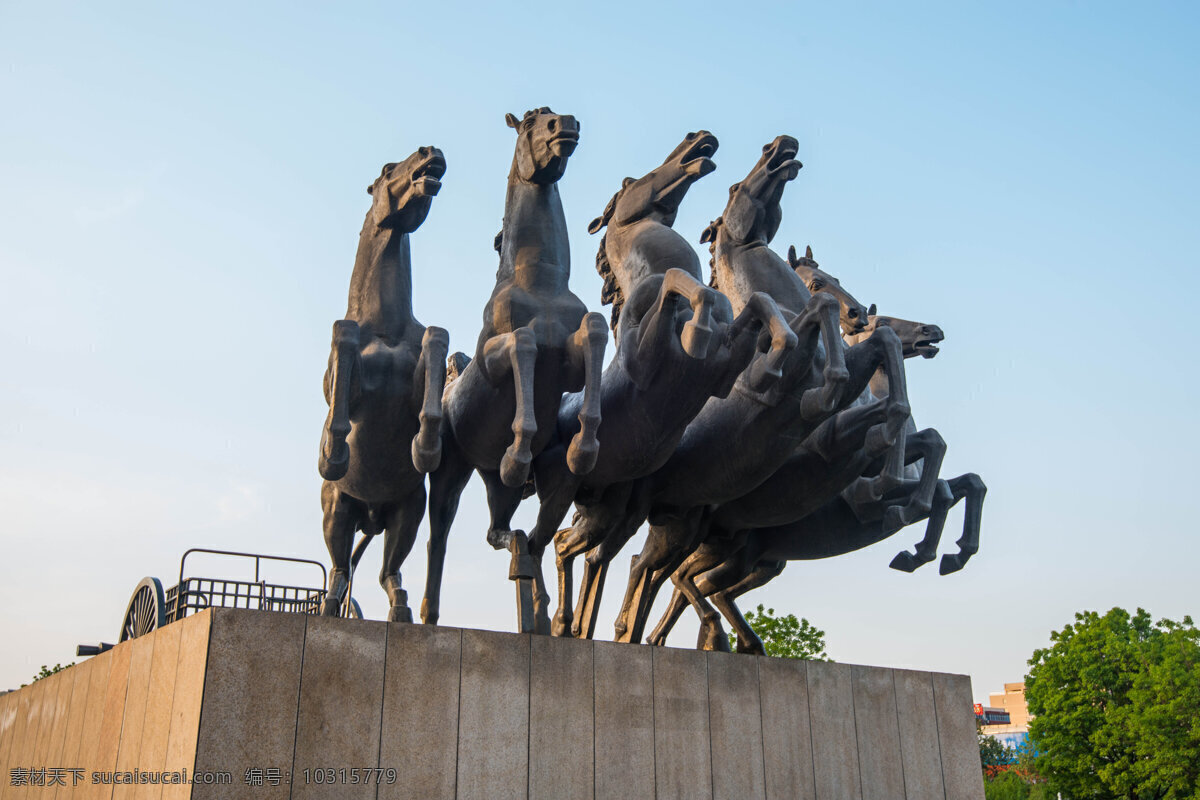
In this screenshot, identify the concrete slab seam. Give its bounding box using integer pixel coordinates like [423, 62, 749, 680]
[929, 672, 948, 800]
[890, 670, 908, 800]
[286, 613, 310, 800]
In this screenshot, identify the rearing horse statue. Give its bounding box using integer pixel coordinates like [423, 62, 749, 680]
[317, 147, 451, 622]
[521, 131, 797, 635]
[421, 108, 608, 630]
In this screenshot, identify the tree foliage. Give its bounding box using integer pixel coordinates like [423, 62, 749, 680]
[1026, 607, 1200, 800]
[731, 604, 829, 660]
[21, 662, 73, 688]
[979, 731, 1014, 775]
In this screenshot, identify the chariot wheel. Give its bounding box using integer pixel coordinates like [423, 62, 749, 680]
[119, 577, 166, 642]
[345, 597, 363, 619]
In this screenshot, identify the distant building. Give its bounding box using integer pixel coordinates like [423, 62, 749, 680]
[977, 682, 1030, 752]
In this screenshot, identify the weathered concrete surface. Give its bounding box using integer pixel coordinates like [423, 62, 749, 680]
[709, 651, 765, 800]
[594, 641, 655, 800]
[530, 635, 593, 800]
[1, 610, 982, 800]
[653, 645, 712, 800]
[192, 610, 306, 800]
[292, 616, 387, 800]
[934, 672, 986, 800]
[379, 624, 461, 800]
[852, 665, 905, 800]
[807, 659, 862, 800]
[758, 656, 816, 800]
[456, 629, 530, 800]
[893, 669, 946, 800]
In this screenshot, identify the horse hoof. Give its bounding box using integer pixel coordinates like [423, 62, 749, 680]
[697, 619, 731, 652]
[412, 439, 442, 474]
[500, 448, 532, 488]
[420, 599, 439, 626]
[940, 553, 967, 575]
[318, 444, 350, 481]
[388, 605, 414, 624]
[681, 321, 713, 358]
[890, 551, 920, 573]
[735, 635, 765, 656]
[552, 614, 573, 638]
[566, 435, 599, 475]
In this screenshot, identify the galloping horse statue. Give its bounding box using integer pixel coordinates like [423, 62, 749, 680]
[649, 311, 985, 653]
[420, 108, 608, 631]
[524, 131, 798, 635]
[317, 147, 451, 622]
[593, 137, 917, 646]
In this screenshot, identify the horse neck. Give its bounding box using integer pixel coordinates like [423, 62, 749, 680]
[713, 233, 811, 314]
[498, 175, 570, 292]
[611, 219, 699, 289]
[345, 224, 414, 343]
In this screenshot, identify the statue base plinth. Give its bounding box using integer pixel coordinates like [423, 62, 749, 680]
[0, 608, 983, 799]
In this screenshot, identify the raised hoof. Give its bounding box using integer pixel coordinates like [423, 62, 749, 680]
[889, 550, 921, 573]
[388, 604, 414, 624]
[681, 320, 713, 358]
[411, 437, 442, 474]
[566, 433, 599, 476]
[500, 446, 532, 488]
[735, 635, 765, 656]
[940, 553, 970, 575]
[318, 441, 349, 482]
[745, 356, 783, 393]
[697, 618, 731, 652]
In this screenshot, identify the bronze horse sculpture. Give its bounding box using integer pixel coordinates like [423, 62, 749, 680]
[420, 108, 609, 631]
[523, 131, 799, 636]
[649, 311, 985, 653]
[558, 136, 909, 645]
[317, 147, 451, 622]
[592, 138, 918, 646]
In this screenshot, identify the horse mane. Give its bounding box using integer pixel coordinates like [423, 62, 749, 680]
[702, 216, 725, 291]
[595, 234, 624, 330]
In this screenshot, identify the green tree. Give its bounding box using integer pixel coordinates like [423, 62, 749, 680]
[1026, 607, 1200, 800]
[730, 604, 828, 660]
[979, 731, 1013, 776]
[21, 662, 73, 688]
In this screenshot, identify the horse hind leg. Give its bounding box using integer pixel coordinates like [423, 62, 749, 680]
[411, 326, 450, 474]
[320, 482, 363, 616]
[939, 473, 986, 574]
[646, 544, 729, 646]
[709, 560, 787, 655]
[566, 312, 607, 476]
[420, 440, 473, 625]
[379, 489, 427, 623]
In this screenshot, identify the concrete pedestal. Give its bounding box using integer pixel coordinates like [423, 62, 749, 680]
[0, 608, 984, 799]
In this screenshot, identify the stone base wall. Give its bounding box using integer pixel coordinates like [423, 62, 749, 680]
[0, 608, 984, 799]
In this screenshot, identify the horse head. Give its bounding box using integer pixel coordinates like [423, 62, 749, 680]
[588, 131, 718, 235]
[787, 245, 870, 335]
[848, 313, 945, 359]
[367, 146, 446, 233]
[505, 107, 580, 184]
[707, 135, 801, 248]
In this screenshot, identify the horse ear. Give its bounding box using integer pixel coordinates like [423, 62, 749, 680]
[587, 216, 605, 234]
[700, 219, 720, 244]
[505, 112, 520, 129]
[787, 245, 797, 264]
[589, 187, 623, 234]
[367, 184, 374, 195]
[494, 230, 503, 253]
[806, 245, 814, 259]
[868, 303, 877, 317]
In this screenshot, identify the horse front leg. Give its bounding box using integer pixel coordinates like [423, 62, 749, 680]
[891, 478, 953, 573]
[658, 267, 718, 357]
[737, 291, 799, 391]
[881, 427, 948, 534]
[318, 320, 361, 481]
[566, 312, 608, 476]
[708, 559, 787, 655]
[482, 326, 539, 488]
[843, 325, 912, 494]
[646, 543, 730, 646]
[411, 326, 450, 474]
[790, 293, 851, 420]
[939, 473, 986, 574]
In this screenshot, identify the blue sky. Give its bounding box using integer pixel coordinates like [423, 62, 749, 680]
[1, 0, 1197, 701]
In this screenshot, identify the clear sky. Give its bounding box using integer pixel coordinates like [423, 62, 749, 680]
[1, 0, 1197, 702]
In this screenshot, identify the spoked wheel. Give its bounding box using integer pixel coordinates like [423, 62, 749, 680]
[119, 577, 166, 642]
[346, 598, 363, 619]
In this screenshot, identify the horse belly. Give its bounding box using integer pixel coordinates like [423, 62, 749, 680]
[336, 410, 423, 502]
